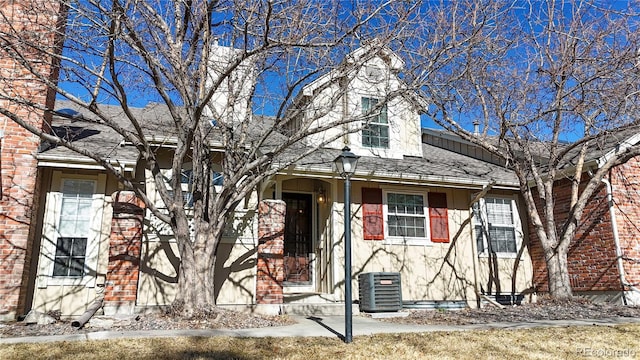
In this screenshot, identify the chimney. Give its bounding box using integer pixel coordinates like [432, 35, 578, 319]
[473, 120, 480, 136]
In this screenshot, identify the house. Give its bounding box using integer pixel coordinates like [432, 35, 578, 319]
[0, 0, 66, 322]
[526, 128, 640, 305]
[422, 126, 640, 305]
[0, 3, 534, 320]
[4, 52, 534, 320]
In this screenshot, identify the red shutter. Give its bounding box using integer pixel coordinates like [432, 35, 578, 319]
[362, 188, 384, 240]
[429, 192, 450, 243]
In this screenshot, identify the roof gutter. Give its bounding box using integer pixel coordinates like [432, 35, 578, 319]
[37, 155, 137, 176]
[279, 164, 519, 190]
[526, 158, 600, 188]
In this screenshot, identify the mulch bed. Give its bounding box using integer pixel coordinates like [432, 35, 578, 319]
[0, 307, 294, 339]
[1, 297, 639, 338]
[384, 297, 640, 325]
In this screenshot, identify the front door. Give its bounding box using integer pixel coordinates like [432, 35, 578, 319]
[283, 193, 313, 285]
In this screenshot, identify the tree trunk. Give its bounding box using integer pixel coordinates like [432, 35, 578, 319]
[175, 242, 217, 313]
[545, 248, 573, 298]
[517, 168, 575, 300]
[172, 215, 218, 315]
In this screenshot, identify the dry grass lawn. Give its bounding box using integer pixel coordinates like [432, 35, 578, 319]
[2, 324, 639, 359]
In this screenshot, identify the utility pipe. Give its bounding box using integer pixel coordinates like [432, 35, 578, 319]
[602, 178, 640, 305]
[71, 296, 104, 328]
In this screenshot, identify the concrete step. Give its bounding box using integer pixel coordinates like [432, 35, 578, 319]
[282, 302, 359, 316]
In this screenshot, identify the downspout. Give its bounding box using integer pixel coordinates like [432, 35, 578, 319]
[469, 206, 481, 308]
[0, 129, 3, 199]
[0, 120, 7, 199]
[469, 181, 495, 308]
[342, 78, 350, 146]
[602, 177, 640, 305]
[71, 295, 104, 329]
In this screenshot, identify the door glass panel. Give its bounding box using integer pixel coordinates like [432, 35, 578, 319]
[283, 193, 313, 284]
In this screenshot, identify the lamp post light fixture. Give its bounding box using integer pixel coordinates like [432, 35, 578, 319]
[334, 146, 359, 343]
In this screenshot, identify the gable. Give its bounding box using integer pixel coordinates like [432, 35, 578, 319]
[292, 49, 424, 160]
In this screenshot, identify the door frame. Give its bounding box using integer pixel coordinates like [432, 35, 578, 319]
[282, 191, 318, 293]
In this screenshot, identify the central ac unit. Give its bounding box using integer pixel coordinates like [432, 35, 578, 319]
[358, 272, 402, 312]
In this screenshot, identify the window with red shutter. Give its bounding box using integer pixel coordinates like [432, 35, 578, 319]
[428, 192, 449, 243]
[362, 188, 384, 240]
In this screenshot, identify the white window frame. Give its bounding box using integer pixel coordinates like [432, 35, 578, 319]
[361, 97, 390, 149]
[148, 166, 253, 244]
[38, 172, 106, 288]
[472, 196, 523, 258]
[159, 163, 225, 210]
[160, 163, 195, 209]
[382, 189, 430, 246]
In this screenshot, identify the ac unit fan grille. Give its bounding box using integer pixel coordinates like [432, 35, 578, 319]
[358, 272, 402, 312]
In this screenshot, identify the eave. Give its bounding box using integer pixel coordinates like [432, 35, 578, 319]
[278, 164, 520, 190]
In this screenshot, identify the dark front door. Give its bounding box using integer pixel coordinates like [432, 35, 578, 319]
[283, 193, 313, 284]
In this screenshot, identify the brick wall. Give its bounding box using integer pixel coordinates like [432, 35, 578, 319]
[104, 191, 145, 315]
[529, 177, 621, 293]
[256, 200, 285, 304]
[610, 159, 640, 288]
[0, 1, 65, 320]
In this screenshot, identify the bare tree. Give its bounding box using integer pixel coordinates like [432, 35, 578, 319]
[406, 0, 640, 298]
[0, 0, 420, 313]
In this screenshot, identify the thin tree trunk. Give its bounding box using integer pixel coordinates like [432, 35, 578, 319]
[517, 164, 574, 299]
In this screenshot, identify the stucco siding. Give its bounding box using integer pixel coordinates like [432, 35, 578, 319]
[332, 182, 533, 306]
[136, 238, 257, 307]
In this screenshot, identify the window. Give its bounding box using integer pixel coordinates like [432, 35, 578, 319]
[212, 171, 224, 186]
[371, 189, 449, 245]
[162, 166, 224, 209]
[473, 197, 519, 254]
[179, 169, 195, 207]
[386, 193, 427, 238]
[53, 237, 87, 277]
[52, 179, 95, 277]
[361, 97, 389, 148]
[153, 166, 228, 240]
[37, 173, 105, 288]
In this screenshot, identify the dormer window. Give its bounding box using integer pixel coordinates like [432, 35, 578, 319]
[361, 97, 389, 149]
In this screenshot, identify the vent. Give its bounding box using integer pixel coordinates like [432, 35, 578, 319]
[365, 66, 383, 82]
[358, 272, 402, 312]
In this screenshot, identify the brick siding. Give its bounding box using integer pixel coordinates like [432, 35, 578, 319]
[256, 200, 285, 304]
[529, 177, 621, 293]
[0, 1, 65, 320]
[610, 159, 640, 288]
[104, 191, 145, 314]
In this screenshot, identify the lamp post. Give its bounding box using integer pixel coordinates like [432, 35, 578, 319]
[334, 146, 359, 343]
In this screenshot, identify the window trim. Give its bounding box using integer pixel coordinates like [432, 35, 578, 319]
[382, 189, 431, 246]
[361, 97, 390, 149]
[149, 166, 253, 244]
[472, 195, 522, 258]
[52, 236, 88, 278]
[38, 172, 106, 288]
[159, 163, 225, 210]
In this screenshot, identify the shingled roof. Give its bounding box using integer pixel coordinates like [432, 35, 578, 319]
[275, 142, 518, 188]
[39, 100, 518, 188]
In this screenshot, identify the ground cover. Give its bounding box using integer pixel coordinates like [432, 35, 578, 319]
[1, 324, 639, 359]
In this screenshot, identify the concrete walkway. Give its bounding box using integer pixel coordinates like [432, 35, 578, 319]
[2, 315, 640, 344]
